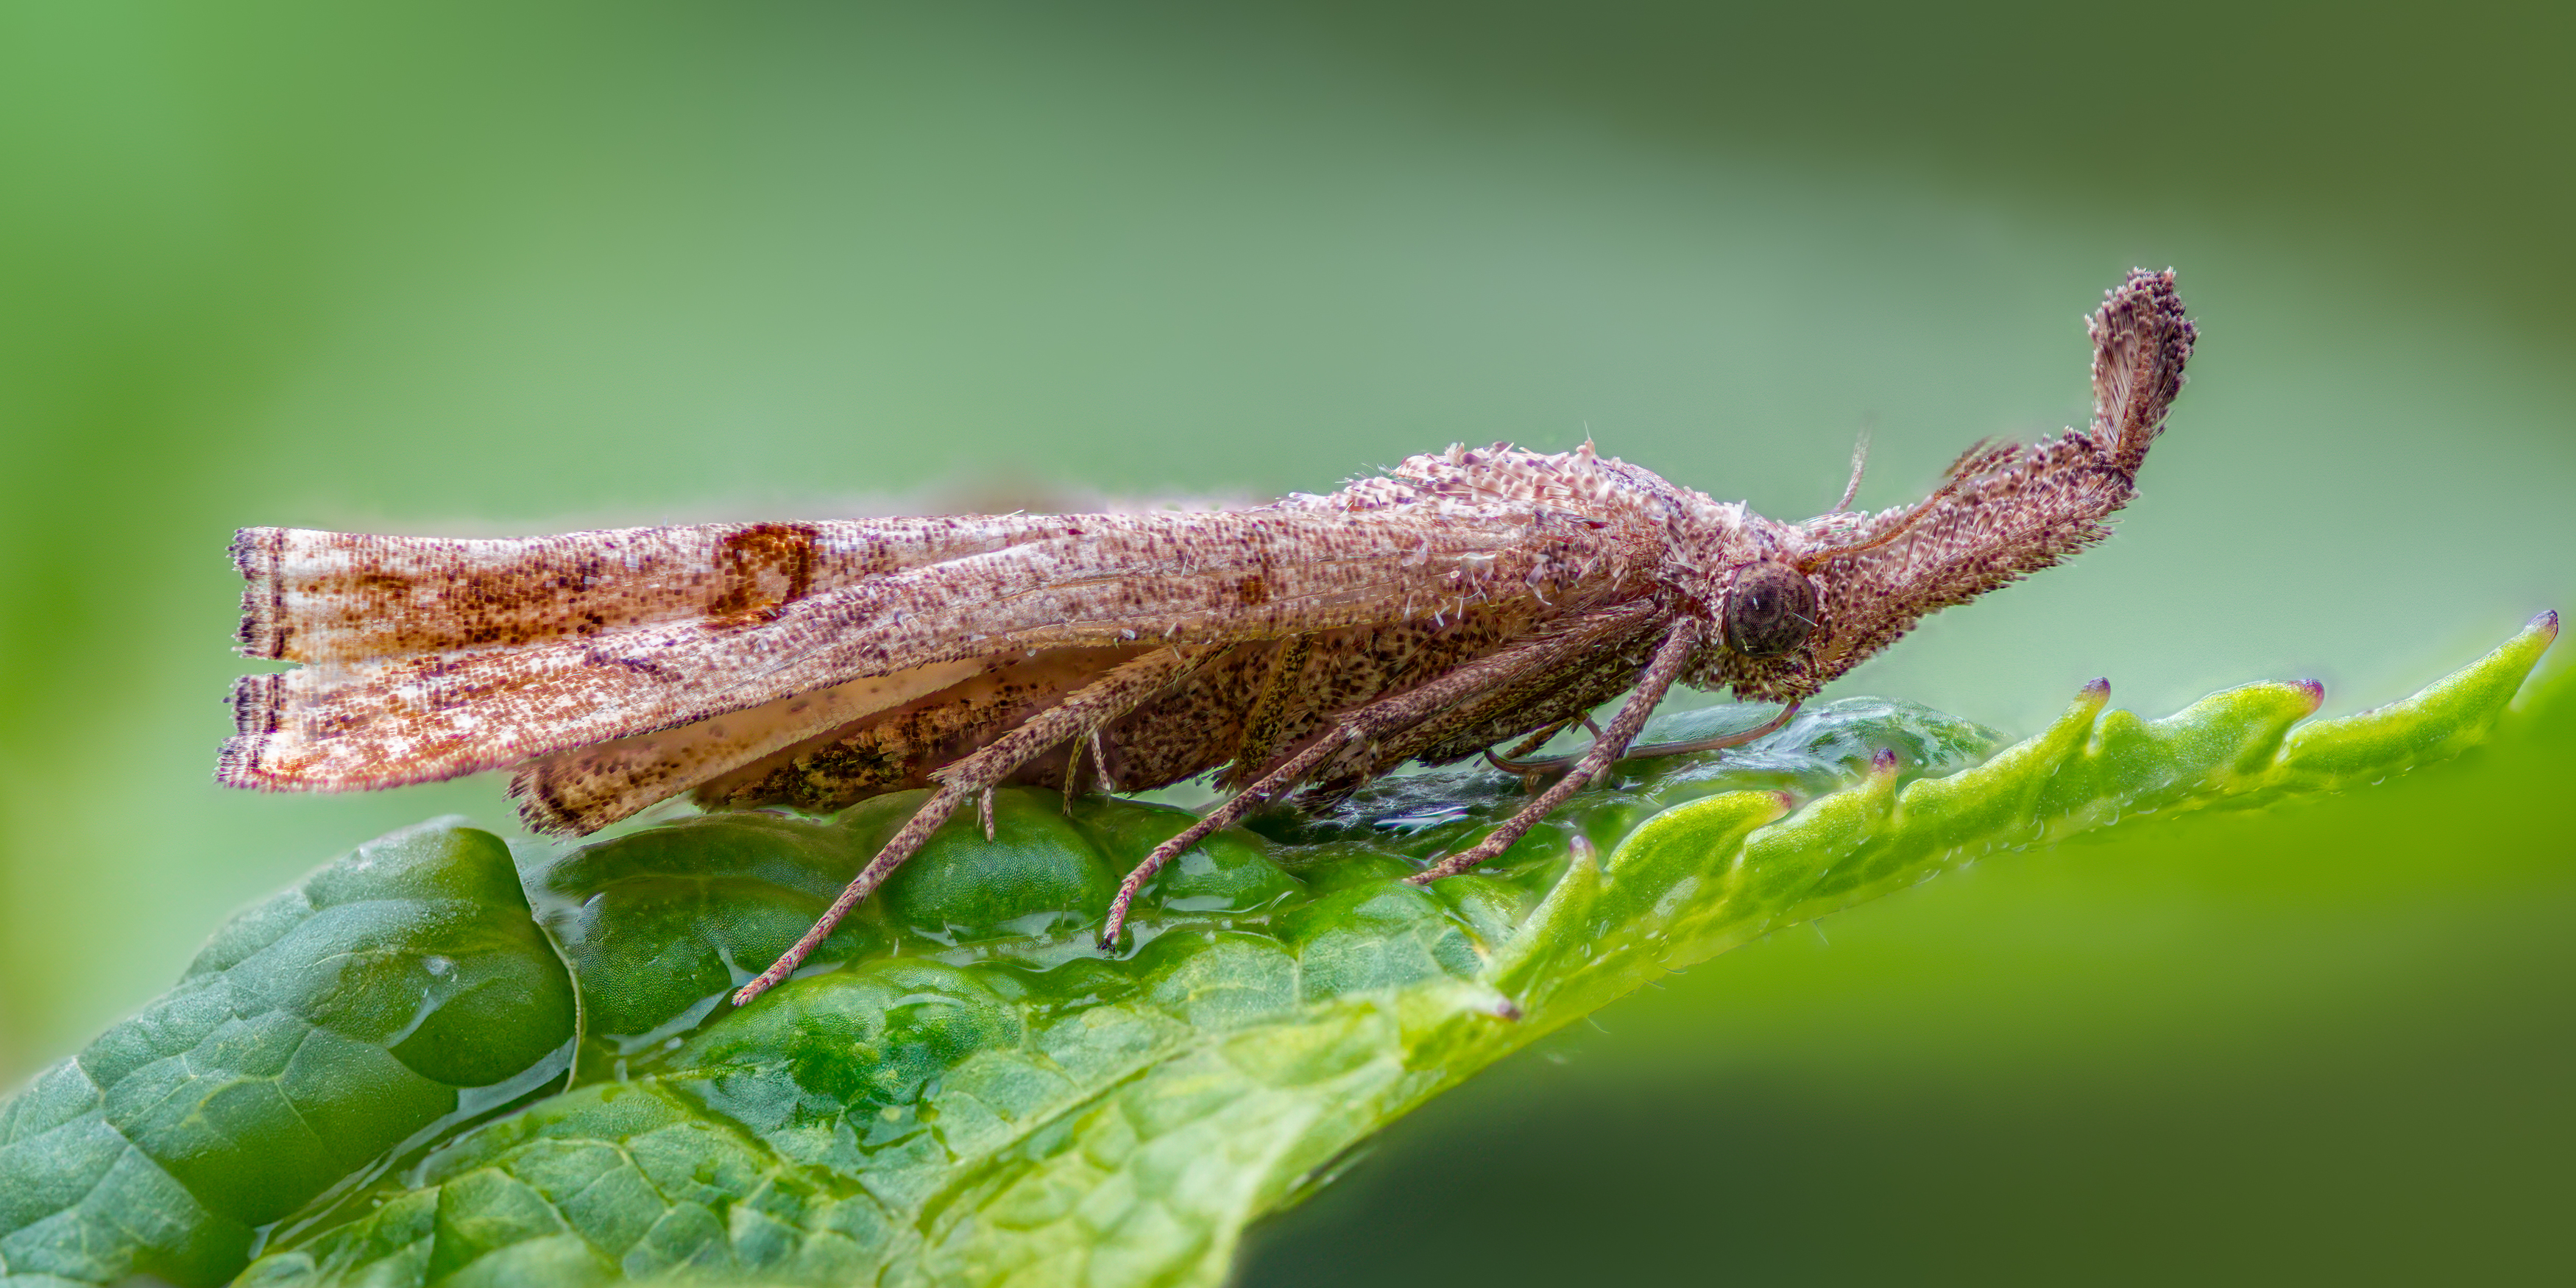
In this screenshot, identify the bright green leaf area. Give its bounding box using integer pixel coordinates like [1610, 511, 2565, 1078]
[0, 826, 575, 1287]
[0, 618, 2555, 1288]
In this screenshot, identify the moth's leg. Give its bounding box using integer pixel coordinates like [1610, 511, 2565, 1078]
[732, 780, 970, 1002]
[979, 786, 997, 841]
[1484, 720, 1576, 794]
[1409, 616, 1703, 885]
[1485, 720, 1574, 768]
[1088, 729, 1117, 793]
[1059, 735, 1086, 815]
[1485, 701, 1799, 776]
[732, 646, 1206, 1006]
[1622, 701, 1797, 759]
[1098, 605, 1656, 947]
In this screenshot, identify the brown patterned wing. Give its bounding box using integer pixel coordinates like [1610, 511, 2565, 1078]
[219, 505, 1619, 797]
[230, 516, 1084, 665]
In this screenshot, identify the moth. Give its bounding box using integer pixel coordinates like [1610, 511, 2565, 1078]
[219, 270, 2195, 1005]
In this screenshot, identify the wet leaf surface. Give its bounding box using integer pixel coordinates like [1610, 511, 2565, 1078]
[0, 617, 2553, 1288]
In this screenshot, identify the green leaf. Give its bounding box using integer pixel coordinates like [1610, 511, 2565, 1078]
[1, 616, 2554, 1288]
[0, 821, 576, 1287]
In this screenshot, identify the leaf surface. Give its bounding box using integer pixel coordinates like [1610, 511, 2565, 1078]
[0, 823, 576, 1287]
[0, 616, 2554, 1288]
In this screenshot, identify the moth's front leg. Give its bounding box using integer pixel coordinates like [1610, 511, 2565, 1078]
[1483, 701, 1798, 778]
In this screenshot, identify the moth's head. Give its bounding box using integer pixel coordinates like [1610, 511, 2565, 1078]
[1694, 556, 1831, 702]
[1721, 561, 1819, 659]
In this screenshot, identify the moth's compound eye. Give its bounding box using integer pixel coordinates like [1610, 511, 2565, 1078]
[1722, 562, 1818, 659]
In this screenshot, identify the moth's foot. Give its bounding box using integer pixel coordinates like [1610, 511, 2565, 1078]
[1406, 833, 1510, 885]
[1099, 860, 1157, 950]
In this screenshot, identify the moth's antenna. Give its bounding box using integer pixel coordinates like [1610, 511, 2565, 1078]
[1833, 422, 1873, 513]
[1796, 438, 2018, 571]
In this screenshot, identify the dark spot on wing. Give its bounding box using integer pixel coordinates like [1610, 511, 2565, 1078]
[709, 523, 819, 623]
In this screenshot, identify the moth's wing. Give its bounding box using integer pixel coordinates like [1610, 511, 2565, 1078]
[232, 516, 1081, 665]
[220, 504, 1611, 797]
[506, 657, 995, 834]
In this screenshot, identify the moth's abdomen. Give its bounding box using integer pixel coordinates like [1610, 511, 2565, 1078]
[690, 646, 1151, 814]
[673, 601, 1571, 819]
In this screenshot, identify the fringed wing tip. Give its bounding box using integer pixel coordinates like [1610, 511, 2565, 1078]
[219, 671, 574, 810]
[231, 526, 290, 659]
[229, 672, 282, 737]
[213, 736, 267, 789]
[214, 673, 284, 788]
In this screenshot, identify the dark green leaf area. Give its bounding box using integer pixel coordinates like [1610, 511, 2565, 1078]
[1065, 797, 1304, 914]
[529, 814, 892, 1049]
[0, 820, 573, 1287]
[276, 972, 1007, 1284]
[675, 962, 1017, 1130]
[236, 1080, 893, 1288]
[533, 793, 1313, 1054]
[876, 790, 1117, 941]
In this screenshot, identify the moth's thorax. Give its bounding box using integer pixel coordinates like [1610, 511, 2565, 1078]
[1294, 439, 1684, 587]
[1299, 440, 1843, 701]
[1306, 439, 1680, 525]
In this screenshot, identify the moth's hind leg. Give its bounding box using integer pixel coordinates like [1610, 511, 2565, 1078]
[730, 647, 1207, 1007]
[1409, 616, 1703, 885]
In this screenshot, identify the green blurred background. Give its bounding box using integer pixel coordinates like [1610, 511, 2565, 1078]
[2, 0, 2569, 1280]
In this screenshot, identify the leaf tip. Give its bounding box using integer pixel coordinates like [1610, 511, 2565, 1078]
[2065, 677, 2112, 723]
[2292, 679, 2325, 715]
[2532, 608, 2561, 643]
